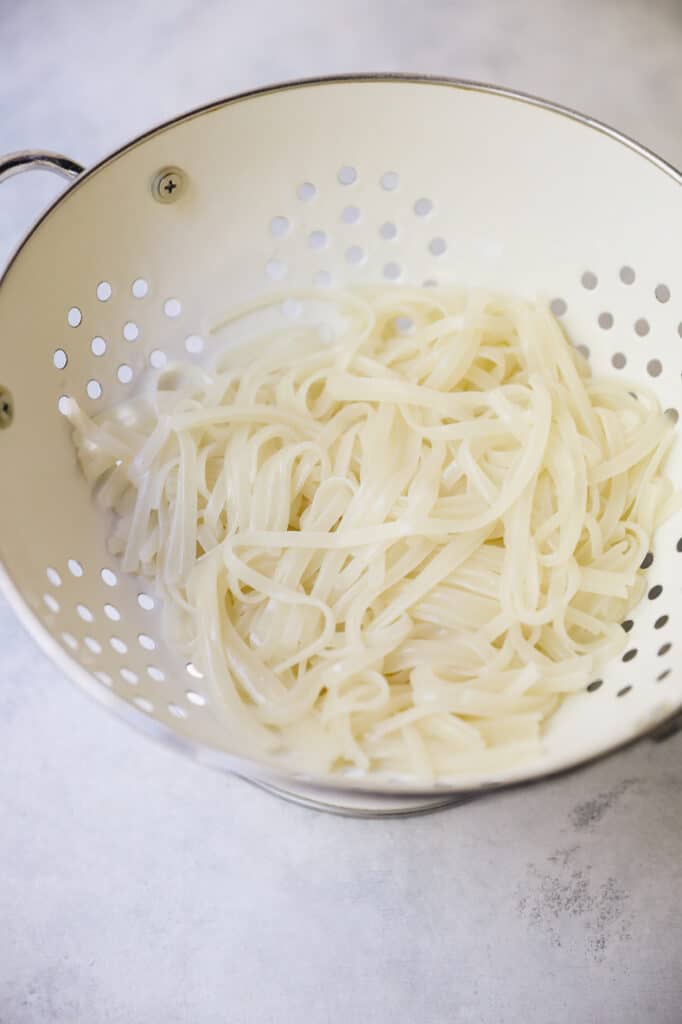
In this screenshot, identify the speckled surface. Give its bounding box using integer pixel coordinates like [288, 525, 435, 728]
[3, 1, 682, 1021]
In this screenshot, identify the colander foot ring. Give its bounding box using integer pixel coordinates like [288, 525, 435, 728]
[236, 773, 476, 817]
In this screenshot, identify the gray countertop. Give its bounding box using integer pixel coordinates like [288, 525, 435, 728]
[3, 1, 682, 1021]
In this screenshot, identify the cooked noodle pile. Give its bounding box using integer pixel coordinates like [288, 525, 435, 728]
[66, 288, 677, 780]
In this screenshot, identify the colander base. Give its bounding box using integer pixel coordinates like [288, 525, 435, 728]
[237, 773, 475, 817]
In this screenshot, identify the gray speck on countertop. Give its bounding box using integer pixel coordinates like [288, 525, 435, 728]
[569, 779, 638, 833]
[516, 845, 633, 961]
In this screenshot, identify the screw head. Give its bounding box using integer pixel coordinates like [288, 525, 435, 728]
[0, 387, 13, 429]
[152, 167, 185, 203]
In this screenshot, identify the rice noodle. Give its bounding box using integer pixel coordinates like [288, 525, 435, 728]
[65, 288, 677, 781]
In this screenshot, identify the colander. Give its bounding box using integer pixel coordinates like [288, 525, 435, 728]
[2, 75, 682, 816]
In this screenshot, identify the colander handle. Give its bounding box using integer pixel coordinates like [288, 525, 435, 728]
[0, 150, 84, 185]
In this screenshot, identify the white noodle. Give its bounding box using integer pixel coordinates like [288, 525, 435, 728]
[66, 288, 677, 780]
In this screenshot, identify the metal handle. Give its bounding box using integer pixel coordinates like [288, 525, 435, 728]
[0, 152, 84, 431]
[0, 150, 84, 185]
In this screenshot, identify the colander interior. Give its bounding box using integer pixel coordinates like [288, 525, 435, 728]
[1, 77, 681, 794]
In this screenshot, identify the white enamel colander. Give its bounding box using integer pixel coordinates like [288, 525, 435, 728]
[2, 75, 682, 816]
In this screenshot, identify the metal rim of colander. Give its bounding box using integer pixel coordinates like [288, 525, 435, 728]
[2, 74, 682, 813]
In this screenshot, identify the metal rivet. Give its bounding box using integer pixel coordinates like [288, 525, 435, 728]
[0, 387, 13, 428]
[152, 167, 185, 204]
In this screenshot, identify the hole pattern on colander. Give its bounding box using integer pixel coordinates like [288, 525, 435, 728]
[270, 216, 290, 237]
[131, 278, 149, 299]
[342, 205, 361, 224]
[41, 554, 195, 718]
[379, 222, 397, 241]
[36, 162, 682, 754]
[345, 246, 365, 266]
